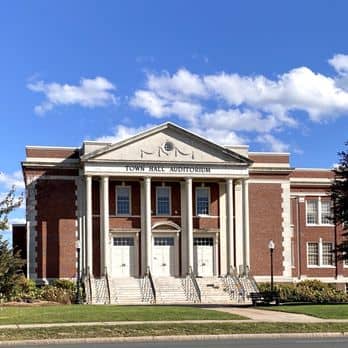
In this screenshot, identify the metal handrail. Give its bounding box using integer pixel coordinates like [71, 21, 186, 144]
[86, 266, 93, 303]
[229, 267, 246, 300]
[188, 267, 201, 302]
[146, 267, 156, 303]
[104, 267, 111, 304]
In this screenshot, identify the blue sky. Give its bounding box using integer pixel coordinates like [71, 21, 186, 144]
[1, 1, 348, 242]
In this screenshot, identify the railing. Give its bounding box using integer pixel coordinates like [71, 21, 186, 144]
[145, 267, 156, 303]
[83, 267, 93, 304]
[104, 267, 111, 304]
[228, 266, 246, 302]
[186, 267, 201, 303]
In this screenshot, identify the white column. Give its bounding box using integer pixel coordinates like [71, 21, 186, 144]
[144, 177, 152, 271]
[186, 178, 194, 272]
[100, 176, 109, 275]
[140, 181, 146, 275]
[234, 180, 243, 274]
[226, 178, 234, 272]
[180, 181, 188, 275]
[218, 182, 227, 275]
[86, 175, 93, 275]
[242, 179, 250, 274]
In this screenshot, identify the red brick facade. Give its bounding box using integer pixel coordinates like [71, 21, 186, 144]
[18, 127, 347, 287]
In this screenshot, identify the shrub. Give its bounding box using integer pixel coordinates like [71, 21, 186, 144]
[40, 285, 72, 304]
[11, 275, 42, 301]
[258, 280, 348, 303]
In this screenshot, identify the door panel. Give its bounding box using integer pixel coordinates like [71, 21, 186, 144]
[152, 236, 175, 276]
[112, 237, 135, 277]
[193, 237, 214, 277]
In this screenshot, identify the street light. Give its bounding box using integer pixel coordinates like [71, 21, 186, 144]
[268, 240, 275, 292]
[75, 240, 82, 304]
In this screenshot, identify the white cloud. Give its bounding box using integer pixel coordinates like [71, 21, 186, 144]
[256, 134, 289, 152]
[192, 127, 246, 146]
[329, 54, 348, 75]
[130, 54, 348, 151]
[95, 124, 156, 144]
[28, 77, 116, 114]
[0, 170, 24, 190]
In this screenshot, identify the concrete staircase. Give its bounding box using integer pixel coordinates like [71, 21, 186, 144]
[88, 277, 109, 304]
[154, 277, 190, 304]
[110, 277, 147, 304]
[197, 277, 233, 304]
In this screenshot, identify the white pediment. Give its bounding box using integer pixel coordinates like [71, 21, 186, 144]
[83, 123, 251, 165]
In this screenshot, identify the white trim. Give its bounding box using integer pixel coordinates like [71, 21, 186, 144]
[290, 178, 332, 183]
[26, 145, 78, 150]
[195, 186, 211, 216]
[155, 185, 172, 216]
[291, 192, 330, 197]
[248, 179, 289, 184]
[252, 163, 290, 168]
[25, 158, 79, 163]
[115, 185, 132, 216]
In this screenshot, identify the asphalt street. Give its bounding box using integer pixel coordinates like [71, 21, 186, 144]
[5, 337, 348, 348]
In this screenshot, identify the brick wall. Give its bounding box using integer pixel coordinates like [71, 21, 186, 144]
[36, 179, 77, 279]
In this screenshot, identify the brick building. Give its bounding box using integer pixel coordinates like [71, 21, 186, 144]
[13, 122, 347, 304]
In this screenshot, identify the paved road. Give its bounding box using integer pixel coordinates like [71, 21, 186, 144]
[5, 337, 348, 348]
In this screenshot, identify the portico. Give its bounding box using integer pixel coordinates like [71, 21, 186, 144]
[79, 123, 252, 280]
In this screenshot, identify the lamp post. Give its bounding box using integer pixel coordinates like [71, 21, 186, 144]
[268, 240, 275, 292]
[75, 240, 82, 304]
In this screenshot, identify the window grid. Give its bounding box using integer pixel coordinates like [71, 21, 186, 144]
[322, 242, 334, 266]
[196, 187, 209, 215]
[116, 186, 131, 215]
[154, 237, 174, 246]
[156, 186, 170, 215]
[113, 237, 134, 246]
[321, 201, 332, 225]
[307, 242, 319, 266]
[306, 200, 318, 224]
[194, 237, 214, 246]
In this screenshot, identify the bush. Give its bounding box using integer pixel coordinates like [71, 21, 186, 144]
[11, 275, 42, 301]
[40, 285, 72, 304]
[258, 280, 348, 304]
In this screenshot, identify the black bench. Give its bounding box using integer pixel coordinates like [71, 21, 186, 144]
[250, 291, 280, 306]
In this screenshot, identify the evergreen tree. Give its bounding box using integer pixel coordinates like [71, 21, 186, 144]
[331, 142, 348, 260]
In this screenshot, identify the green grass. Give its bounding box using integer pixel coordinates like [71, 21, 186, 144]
[1, 323, 348, 341]
[261, 304, 348, 319]
[0, 305, 244, 324]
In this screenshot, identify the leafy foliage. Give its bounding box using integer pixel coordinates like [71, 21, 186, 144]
[0, 236, 26, 301]
[259, 280, 348, 304]
[0, 186, 23, 231]
[331, 142, 348, 259]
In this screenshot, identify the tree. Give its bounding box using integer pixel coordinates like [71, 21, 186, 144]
[0, 186, 23, 231]
[331, 142, 348, 260]
[0, 185, 24, 300]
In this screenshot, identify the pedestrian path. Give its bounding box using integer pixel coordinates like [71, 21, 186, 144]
[203, 307, 326, 322]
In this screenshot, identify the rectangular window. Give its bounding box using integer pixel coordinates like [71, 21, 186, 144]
[113, 237, 134, 246]
[156, 186, 171, 215]
[322, 242, 334, 266]
[306, 200, 318, 224]
[321, 201, 332, 225]
[196, 187, 209, 215]
[116, 186, 131, 215]
[307, 242, 319, 266]
[154, 237, 174, 246]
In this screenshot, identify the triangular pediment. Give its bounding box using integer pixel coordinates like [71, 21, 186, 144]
[82, 123, 252, 165]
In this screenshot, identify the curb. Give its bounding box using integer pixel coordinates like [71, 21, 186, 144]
[0, 332, 347, 346]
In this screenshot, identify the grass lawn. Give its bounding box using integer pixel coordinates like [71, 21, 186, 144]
[0, 305, 244, 325]
[261, 304, 348, 319]
[1, 322, 348, 341]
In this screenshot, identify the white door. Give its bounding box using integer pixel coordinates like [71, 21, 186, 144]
[152, 236, 175, 277]
[112, 237, 136, 277]
[194, 237, 214, 277]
